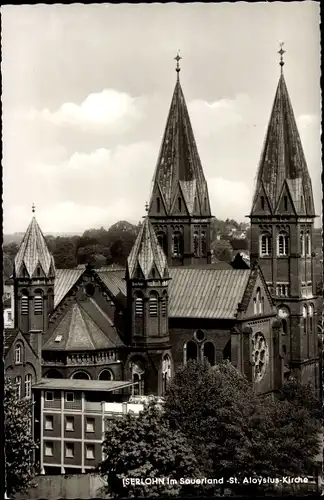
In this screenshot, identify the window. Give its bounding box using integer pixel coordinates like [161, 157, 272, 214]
[15, 376, 22, 399]
[86, 444, 95, 460]
[7, 311, 12, 322]
[284, 196, 288, 211]
[21, 293, 28, 315]
[135, 295, 143, 317]
[256, 288, 262, 314]
[277, 232, 289, 256]
[261, 196, 265, 210]
[282, 345, 287, 355]
[72, 371, 90, 380]
[172, 232, 182, 257]
[260, 233, 271, 256]
[282, 319, 288, 335]
[45, 416, 54, 430]
[195, 329, 205, 342]
[276, 284, 289, 297]
[303, 305, 307, 335]
[306, 231, 311, 256]
[157, 232, 167, 255]
[86, 418, 95, 433]
[193, 232, 199, 256]
[131, 361, 145, 396]
[45, 391, 54, 401]
[201, 232, 206, 256]
[204, 197, 207, 212]
[15, 344, 22, 365]
[55, 335, 62, 343]
[65, 443, 74, 458]
[45, 442, 53, 457]
[178, 197, 182, 212]
[34, 292, 43, 315]
[66, 392, 74, 402]
[308, 304, 314, 334]
[203, 342, 215, 366]
[156, 197, 160, 213]
[186, 341, 198, 362]
[149, 293, 158, 317]
[300, 231, 305, 256]
[161, 293, 167, 317]
[25, 374, 32, 399]
[98, 370, 113, 381]
[162, 355, 171, 395]
[253, 298, 257, 315]
[65, 417, 74, 431]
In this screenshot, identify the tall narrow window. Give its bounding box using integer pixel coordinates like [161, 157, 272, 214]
[186, 341, 198, 362]
[306, 231, 311, 256]
[308, 304, 314, 334]
[15, 344, 22, 365]
[284, 196, 288, 211]
[261, 196, 265, 210]
[135, 295, 143, 317]
[278, 232, 288, 256]
[156, 197, 161, 213]
[149, 292, 158, 317]
[204, 197, 207, 212]
[201, 232, 206, 256]
[162, 355, 171, 395]
[303, 305, 307, 335]
[161, 293, 167, 317]
[21, 292, 29, 315]
[282, 319, 288, 335]
[15, 376, 22, 399]
[260, 233, 271, 256]
[34, 291, 43, 315]
[193, 232, 199, 256]
[25, 374, 32, 399]
[178, 197, 182, 212]
[203, 342, 215, 366]
[172, 232, 182, 257]
[131, 362, 145, 396]
[256, 288, 262, 315]
[300, 231, 305, 256]
[253, 298, 257, 315]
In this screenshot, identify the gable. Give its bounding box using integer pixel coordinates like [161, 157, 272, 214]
[240, 267, 275, 319]
[274, 180, 297, 216]
[148, 183, 168, 217]
[170, 183, 189, 216]
[5, 330, 38, 368]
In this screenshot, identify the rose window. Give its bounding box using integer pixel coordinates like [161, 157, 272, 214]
[251, 332, 269, 382]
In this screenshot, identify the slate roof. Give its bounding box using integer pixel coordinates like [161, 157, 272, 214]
[14, 217, 55, 278]
[44, 298, 124, 351]
[95, 267, 251, 320]
[148, 74, 211, 217]
[95, 269, 126, 298]
[4, 328, 19, 356]
[54, 268, 84, 308]
[32, 379, 134, 392]
[127, 217, 168, 280]
[251, 70, 315, 216]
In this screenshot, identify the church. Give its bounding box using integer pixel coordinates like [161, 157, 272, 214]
[4, 49, 320, 406]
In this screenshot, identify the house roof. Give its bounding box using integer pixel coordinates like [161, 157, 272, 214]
[127, 217, 168, 280]
[14, 216, 55, 278]
[148, 72, 211, 217]
[44, 297, 124, 351]
[32, 378, 134, 392]
[251, 69, 315, 216]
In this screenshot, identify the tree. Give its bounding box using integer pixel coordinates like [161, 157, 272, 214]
[164, 360, 321, 496]
[98, 402, 201, 498]
[4, 378, 37, 496]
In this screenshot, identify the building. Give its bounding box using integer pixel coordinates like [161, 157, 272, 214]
[3, 50, 320, 474]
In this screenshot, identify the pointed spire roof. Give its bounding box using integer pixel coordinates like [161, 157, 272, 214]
[149, 57, 212, 217]
[14, 216, 55, 278]
[127, 217, 168, 280]
[252, 51, 315, 216]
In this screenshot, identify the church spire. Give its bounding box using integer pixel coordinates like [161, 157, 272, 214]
[251, 46, 315, 217]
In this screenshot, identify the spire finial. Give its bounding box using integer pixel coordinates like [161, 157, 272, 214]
[174, 50, 182, 78]
[278, 42, 285, 72]
[32, 202, 36, 214]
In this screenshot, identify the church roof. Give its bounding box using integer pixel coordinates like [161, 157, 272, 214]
[251, 66, 315, 216]
[148, 71, 211, 217]
[54, 268, 85, 308]
[43, 298, 123, 351]
[127, 217, 168, 280]
[14, 216, 55, 278]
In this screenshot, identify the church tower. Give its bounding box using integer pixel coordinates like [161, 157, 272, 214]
[249, 46, 319, 388]
[14, 206, 56, 358]
[148, 53, 213, 266]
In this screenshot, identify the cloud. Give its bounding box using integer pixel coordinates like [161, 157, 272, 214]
[208, 177, 251, 221]
[27, 89, 147, 132]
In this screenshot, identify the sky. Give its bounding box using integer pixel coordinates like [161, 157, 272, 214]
[1, 2, 321, 233]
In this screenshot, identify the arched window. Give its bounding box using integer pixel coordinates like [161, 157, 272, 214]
[253, 298, 257, 315]
[172, 232, 183, 257]
[193, 232, 199, 256]
[223, 339, 231, 361]
[300, 231, 305, 256]
[15, 344, 22, 365]
[15, 376, 22, 399]
[162, 355, 171, 395]
[308, 304, 314, 334]
[256, 288, 262, 315]
[45, 369, 63, 379]
[277, 231, 289, 256]
[34, 289, 43, 315]
[303, 305, 307, 335]
[186, 341, 198, 362]
[204, 197, 207, 212]
[306, 231, 311, 256]
[261, 196, 265, 210]
[25, 374, 32, 399]
[284, 196, 288, 211]
[131, 361, 145, 396]
[300, 195, 304, 211]
[203, 342, 215, 366]
[149, 292, 158, 317]
[178, 197, 182, 212]
[201, 232, 206, 256]
[157, 232, 167, 255]
[260, 233, 271, 256]
[282, 319, 288, 335]
[161, 292, 167, 317]
[98, 369, 114, 381]
[156, 197, 161, 213]
[71, 371, 91, 380]
[278, 306, 290, 335]
[135, 294, 143, 317]
[21, 291, 29, 316]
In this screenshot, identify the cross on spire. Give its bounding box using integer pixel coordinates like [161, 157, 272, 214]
[174, 50, 182, 78]
[32, 203, 36, 214]
[278, 42, 285, 72]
